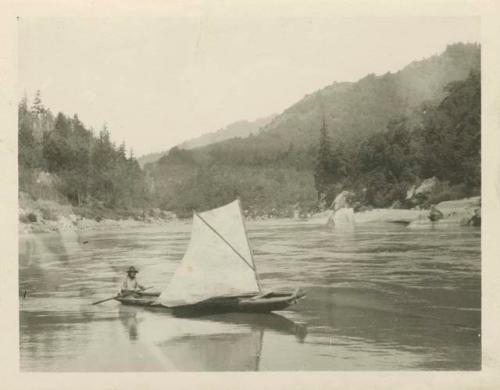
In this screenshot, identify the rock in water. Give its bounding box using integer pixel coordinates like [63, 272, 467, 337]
[328, 208, 355, 230]
[407, 197, 481, 229]
[428, 205, 444, 222]
[466, 208, 481, 227]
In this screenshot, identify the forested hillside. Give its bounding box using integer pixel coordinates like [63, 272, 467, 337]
[19, 92, 150, 219]
[146, 43, 481, 217]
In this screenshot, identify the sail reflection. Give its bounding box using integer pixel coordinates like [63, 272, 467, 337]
[116, 307, 307, 371]
[159, 330, 264, 371]
[156, 312, 307, 371]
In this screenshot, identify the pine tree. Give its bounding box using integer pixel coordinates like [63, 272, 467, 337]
[54, 112, 71, 137]
[314, 116, 336, 199]
[18, 97, 36, 168]
[118, 141, 126, 159]
[99, 124, 111, 146]
[31, 90, 45, 115]
[19, 93, 29, 113]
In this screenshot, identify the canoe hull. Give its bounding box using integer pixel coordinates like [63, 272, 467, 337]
[113, 291, 159, 306]
[114, 291, 305, 317]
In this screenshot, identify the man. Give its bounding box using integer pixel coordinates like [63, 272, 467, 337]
[120, 266, 146, 295]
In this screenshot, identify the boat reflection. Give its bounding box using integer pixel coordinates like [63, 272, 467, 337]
[117, 306, 307, 371]
[200, 312, 308, 343]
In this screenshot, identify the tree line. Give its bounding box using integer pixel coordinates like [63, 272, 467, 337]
[19, 91, 149, 218]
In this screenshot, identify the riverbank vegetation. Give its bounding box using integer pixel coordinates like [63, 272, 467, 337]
[18, 92, 151, 221]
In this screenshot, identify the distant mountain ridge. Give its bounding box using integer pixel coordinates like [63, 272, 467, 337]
[179, 115, 276, 150]
[137, 114, 276, 167]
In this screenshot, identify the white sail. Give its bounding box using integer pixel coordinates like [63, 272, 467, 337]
[158, 200, 260, 307]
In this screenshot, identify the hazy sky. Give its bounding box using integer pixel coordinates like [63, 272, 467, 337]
[18, 16, 480, 156]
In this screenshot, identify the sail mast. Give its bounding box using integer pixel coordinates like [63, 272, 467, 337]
[237, 198, 262, 292]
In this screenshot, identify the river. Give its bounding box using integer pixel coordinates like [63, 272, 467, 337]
[19, 219, 481, 371]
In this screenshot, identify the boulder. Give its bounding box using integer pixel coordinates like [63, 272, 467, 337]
[407, 196, 481, 229]
[429, 205, 444, 222]
[405, 177, 439, 206]
[148, 208, 162, 218]
[405, 185, 416, 200]
[331, 190, 354, 211]
[436, 196, 480, 213]
[415, 177, 439, 196]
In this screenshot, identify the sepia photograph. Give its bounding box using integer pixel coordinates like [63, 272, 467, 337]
[10, 2, 487, 377]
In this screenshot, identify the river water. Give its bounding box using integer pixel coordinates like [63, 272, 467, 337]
[19, 219, 481, 371]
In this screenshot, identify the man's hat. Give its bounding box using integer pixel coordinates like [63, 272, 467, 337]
[127, 266, 139, 274]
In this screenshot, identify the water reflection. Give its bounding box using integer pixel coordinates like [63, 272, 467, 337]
[160, 330, 264, 371]
[119, 306, 140, 341]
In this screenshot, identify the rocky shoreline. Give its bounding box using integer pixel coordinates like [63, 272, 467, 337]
[18, 193, 480, 235]
[299, 196, 480, 228]
[406, 197, 481, 229]
[18, 192, 179, 235]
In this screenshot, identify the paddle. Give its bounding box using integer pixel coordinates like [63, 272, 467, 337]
[92, 286, 153, 305]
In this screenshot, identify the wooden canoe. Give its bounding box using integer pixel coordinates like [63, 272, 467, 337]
[114, 289, 306, 317]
